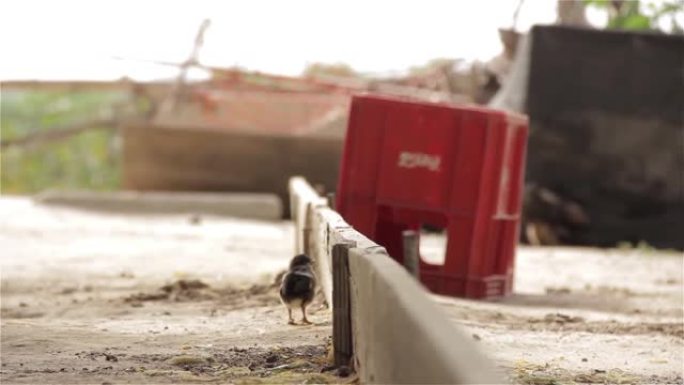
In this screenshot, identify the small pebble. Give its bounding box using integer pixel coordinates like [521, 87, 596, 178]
[189, 214, 202, 225]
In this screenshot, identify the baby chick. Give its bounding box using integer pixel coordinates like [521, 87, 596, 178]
[279, 254, 316, 325]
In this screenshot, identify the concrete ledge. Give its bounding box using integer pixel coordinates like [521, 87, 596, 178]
[348, 248, 502, 384]
[288, 176, 503, 383]
[34, 190, 282, 220]
[289, 176, 328, 254]
[289, 177, 332, 304]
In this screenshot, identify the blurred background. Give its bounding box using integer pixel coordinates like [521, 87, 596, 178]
[1, 3, 683, 383]
[1, 0, 683, 248]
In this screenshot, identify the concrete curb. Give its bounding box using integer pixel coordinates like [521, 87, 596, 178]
[348, 247, 501, 384]
[289, 176, 503, 384]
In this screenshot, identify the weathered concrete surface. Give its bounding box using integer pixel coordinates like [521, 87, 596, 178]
[289, 176, 328, 258]
[348, 248, 502, 384]
[289, 177, 332, 306]
[290, 176, 501, 384]
[35, 190, 282, 220]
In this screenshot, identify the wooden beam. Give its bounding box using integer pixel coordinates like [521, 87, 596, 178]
[332, 243, 353, 367]
[402, 230, 420, 279]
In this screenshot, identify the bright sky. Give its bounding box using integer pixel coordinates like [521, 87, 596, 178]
[1, 0, 587, 81]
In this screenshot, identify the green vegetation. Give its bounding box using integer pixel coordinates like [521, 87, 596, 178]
[409, 58, 457, 76]
[0, 90, 130, 194]
[584, 0, 684, 33]
[301, 62, 359, 78]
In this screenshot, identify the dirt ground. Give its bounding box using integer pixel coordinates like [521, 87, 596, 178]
[0, 197, 341, 384]
[1, 195, 683, 384]
[423, 237, 684, 384]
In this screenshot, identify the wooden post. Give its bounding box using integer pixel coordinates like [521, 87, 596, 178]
[302, 203, 313, 256]
[402, 230, 420, 279]
[332, 243, 352, 367]
[326, 192, 336, 211]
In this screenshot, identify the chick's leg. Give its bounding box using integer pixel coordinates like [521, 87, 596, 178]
[288, 308, 295, 325]
[301, 305, 312, 324]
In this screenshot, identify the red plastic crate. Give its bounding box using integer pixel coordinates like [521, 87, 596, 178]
[336, 94, 528, 299]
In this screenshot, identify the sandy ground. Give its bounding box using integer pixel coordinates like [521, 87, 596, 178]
[1, 195, 683, 384]
[423, 237, 684, 384]
[0, 197, 339, 384]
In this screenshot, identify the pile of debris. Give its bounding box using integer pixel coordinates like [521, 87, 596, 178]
[521, 183, 591, 246]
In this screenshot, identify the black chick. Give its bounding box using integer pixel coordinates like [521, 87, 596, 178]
[279, 254, 316, 325]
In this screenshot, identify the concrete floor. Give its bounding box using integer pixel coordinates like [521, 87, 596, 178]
[1, 195, 682, 384]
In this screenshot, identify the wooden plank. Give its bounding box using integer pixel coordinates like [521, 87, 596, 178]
[402, 230, 420, 279]
[326, 192, 336, 211]
[332, 243, 352, 367]
[125, 127, 342, 218]
[302, 202, 313, 256]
